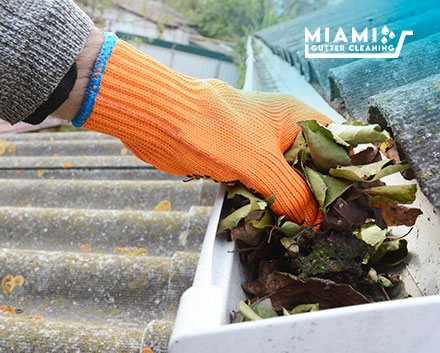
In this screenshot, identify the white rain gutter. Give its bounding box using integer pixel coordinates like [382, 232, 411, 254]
[169, 36, 440, 353]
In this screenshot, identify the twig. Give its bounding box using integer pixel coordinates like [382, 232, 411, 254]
[387, 227, 413, 240]
[380, 285, 391, 301]
[250, 290, 279, 309]
[292, 222, 322, 241]
[267, 227, 276, 243]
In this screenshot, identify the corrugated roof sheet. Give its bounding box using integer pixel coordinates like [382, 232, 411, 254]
[254, 0, 440, 209]
[0, 131, 216, 352]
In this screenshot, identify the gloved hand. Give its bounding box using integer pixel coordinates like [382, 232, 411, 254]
[73, 33, 334, 225]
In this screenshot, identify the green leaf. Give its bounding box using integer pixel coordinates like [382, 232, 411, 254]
[379, 239, 408, 266]
[297, 120, 351, 171]
[264, 193, 276, 208]
[238, 301, 261, 321]
[276, 215, 286, 227]
[369, 239, 408, 266]
[304, 167, 353, 211]
[377, 275, 393, 287]
[357, 223, 387, 264]
[327, 123, 391, 146]
[279, 221, 302, 237]
[253, 298, 278, 319]
[372, 161, 410, 181]
[284, 132, 306, 165]
[304, 167, 327, 208]
[217, 199, 265, 234]
[250, 209, 275, 229]
[358, 224, 387, 249]
[321, 174, 354, 209]
[280, 237, 299, 254]
[363, 184, 417, 204]
[329, 159, 392, 182]
[290, 303, 319, 314]
[227, 186, 262, 201]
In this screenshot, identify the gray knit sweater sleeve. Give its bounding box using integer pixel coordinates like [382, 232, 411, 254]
[0, 0, 93, 124]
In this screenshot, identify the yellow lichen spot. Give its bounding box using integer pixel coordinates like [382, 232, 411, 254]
[201, 198, 207, 205]
[14, 276, 24, 286]
[6, 306, 15, 314]
[129, 248, 147, 256]
[142, 348, 154, 353]
[15, 170, 20, 175]
[125, 206, 133, 211]
[0, 305, 8, 312]
[62, 162, 72, 168]
[0, 141, 9, 156]
[120, 148, 128, 155]
[8, 145, 16, 153]
[435, 82, 440, 91]
[37, 169, 45, 177]
[26, 204, 32, 208]
[53, 153, 59, 158]
[154, 200, 171, 212]
[81, 244, 91, 252]
[114, 247, 148, 256]
[1, 274, 24, 295]
[28, 136, 36, 142]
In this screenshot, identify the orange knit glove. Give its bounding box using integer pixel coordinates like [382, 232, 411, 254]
[73, 33, 333, 225]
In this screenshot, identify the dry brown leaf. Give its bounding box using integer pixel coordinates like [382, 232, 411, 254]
[350, 146, 381, 165]
[371, 200, 422, 227]
[230, 210, 266, 246]
[242, 271, 370, 310]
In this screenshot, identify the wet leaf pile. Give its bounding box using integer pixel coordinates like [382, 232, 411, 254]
[217, 120, 422, 322]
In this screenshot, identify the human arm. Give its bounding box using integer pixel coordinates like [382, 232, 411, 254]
[0, 1, 333, 225]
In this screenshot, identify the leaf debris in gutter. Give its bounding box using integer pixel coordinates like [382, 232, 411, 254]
[216, 120, 422, 322]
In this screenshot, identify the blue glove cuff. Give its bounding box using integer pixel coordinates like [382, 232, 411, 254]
[72, 32, 117, 127]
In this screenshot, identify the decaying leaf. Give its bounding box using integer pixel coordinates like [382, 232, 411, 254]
[298, 231, 374, 279]
[327, 122, 391, 146]
[297, 120, 351, 170]
[369, 239, 408, 266]
[217, 199, 266, 234]
[284, 132, 306, 165]
[329, 159, 391, 182]
[230, 210, 269, 246]
[363, 184, 417, 204]
[324, 198, 369, 231]
[243, 271, 370, 310]
[371, 200, 422, 227]
[350, 146, 382, 166]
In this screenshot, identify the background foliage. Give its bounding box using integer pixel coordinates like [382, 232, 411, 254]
[76, 0, 300, 86]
